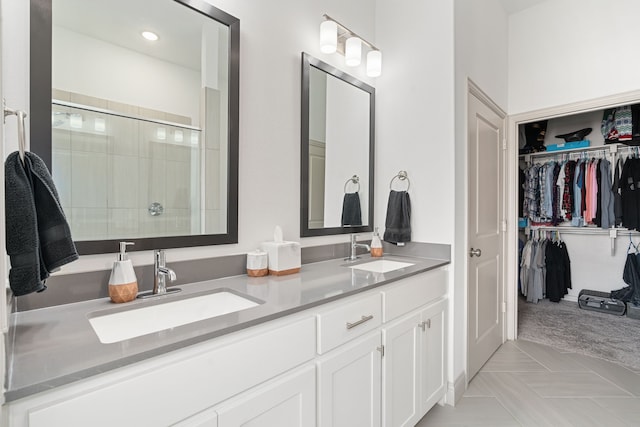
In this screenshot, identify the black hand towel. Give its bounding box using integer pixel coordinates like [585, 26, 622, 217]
[341, 192, 362, 226]
[5, 151, 78, 296]
[383, 190, 411, 244]
[5, 152, 45, 295]
[26, 152, 79, 271]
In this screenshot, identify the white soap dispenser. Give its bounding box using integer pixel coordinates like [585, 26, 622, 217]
[371, 227, 383, 257]
[108, 242, 138, 303]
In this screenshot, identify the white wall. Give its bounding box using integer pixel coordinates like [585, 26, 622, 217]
[454, 0, 509, 397]
[508, 0, 640, 114]
[375, 0, 457, 400]
[374, 0, 455, 244]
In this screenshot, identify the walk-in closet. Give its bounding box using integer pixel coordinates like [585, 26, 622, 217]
[516, 101, 640, 371]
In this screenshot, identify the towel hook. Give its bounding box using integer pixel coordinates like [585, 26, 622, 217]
[344, 175, 360, 193]
[389, 170, 410, 191]
[4, 99, 27, 165]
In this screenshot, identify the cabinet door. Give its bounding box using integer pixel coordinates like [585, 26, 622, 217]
[216, 365, 315, 427]
[382, 312, 421, 427]
[317, 331, 382, 427]
[419, 300, 447, 413]
[172, 409, 218, 427]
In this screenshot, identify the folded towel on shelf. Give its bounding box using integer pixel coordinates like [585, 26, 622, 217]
[341, 192, 362, 226]
[383, 190, 411, 244]
[5, 151, 78, 296]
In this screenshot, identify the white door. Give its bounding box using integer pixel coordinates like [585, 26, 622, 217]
[382, 312, 421, 427]
[317, 331, 382, 427]
[216, 365, 316, 427]
[467, 85, 506, 381]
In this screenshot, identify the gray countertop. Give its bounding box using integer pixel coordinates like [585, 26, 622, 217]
[5, 254, 449, 402]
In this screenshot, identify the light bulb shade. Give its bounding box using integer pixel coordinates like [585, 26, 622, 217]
[366, 50, 382, 77]
[320, 20, 337, 54]
[345, 37, 362, 67]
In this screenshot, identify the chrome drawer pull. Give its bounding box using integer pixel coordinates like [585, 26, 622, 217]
[346, 315, 374, 329]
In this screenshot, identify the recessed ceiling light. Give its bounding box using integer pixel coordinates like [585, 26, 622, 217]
[142, 31, 159, 41]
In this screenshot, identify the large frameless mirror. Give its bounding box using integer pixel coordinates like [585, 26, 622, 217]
[30, 0, 239, 254]
[300, 53, 375, 237]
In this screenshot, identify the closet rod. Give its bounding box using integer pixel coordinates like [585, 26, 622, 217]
[526, 226, 639, 256]
[521, 142, 634, 163]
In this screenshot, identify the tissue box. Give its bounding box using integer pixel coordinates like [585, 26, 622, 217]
[261, 241, 301, 276]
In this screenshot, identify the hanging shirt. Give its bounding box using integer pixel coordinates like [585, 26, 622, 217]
[557, 163, 566, 220]
[613, 157, 623, 226]
[599, 159, 615, 229]
[572, 160, 584, 226]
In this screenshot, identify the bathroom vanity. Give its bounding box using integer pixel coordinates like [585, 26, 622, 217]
[5, 255, 449, 427]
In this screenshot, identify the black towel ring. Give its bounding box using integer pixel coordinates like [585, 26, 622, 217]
[389, 170, 410, 191]
[3, 99, 27, 165]
[344, 175, 360, 193]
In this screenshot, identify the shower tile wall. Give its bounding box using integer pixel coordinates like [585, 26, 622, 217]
[51, 97, 202, 241]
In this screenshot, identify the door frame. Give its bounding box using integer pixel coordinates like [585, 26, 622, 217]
[465, 80, 507, 382]
[505, 89, 640, 340]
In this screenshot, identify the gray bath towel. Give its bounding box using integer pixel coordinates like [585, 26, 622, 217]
[341, 192, 362, 226]
[383, 190, 411, 244]
[5, 152, 78, 296]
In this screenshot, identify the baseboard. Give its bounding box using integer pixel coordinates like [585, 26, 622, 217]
[445, 371, 466, 406]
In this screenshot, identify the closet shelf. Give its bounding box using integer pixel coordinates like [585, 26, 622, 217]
[519, 142, 634, 162]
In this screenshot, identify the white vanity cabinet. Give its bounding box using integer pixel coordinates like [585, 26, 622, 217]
[6, 265, 449, 427]
[381, 298, 447, 427]
[6, 315, 316, 427]
[316, 267, 448, 427]
[381, 269, 448, 427]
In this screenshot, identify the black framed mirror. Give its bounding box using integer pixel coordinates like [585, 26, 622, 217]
[30, 0, 239, 254]
[300, 53, 375, 237]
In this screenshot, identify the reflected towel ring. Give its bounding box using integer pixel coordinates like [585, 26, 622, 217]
[389, 170, 410, 191]
[344, 175, 360, 193]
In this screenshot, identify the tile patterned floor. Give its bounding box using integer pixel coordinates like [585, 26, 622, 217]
[416, 340, 640, 426]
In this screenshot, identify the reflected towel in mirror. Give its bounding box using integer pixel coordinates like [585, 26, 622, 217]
[341, 192, 362, 226]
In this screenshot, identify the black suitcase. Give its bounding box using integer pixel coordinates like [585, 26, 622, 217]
[578, 289, 626, 316]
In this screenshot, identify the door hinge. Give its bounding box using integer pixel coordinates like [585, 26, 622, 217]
[502, 137, 507, 150]
[501, 301, 506, 313]
[501, 219, 507, 232]
[377, 345, 385, 357]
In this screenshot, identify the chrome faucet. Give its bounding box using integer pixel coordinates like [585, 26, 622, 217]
[153, 249, 177, 295]
[349, 234, 371, 261]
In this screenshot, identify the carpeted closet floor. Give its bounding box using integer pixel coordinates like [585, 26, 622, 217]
[517, 296, 640, 372]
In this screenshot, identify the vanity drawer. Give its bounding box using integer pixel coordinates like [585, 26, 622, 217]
[382, 268, 447, 322]
[317, 292, 382, 354]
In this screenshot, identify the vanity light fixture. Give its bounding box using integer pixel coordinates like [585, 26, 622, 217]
[320, 20, 338, 53]
[345, 37, 362, 67]
[320, 14, 382, 77]
[142, 31, 159, 41]
[156, 127, 166, 140]
[174, 130, 183, 143]
[366, 50, 382, 77]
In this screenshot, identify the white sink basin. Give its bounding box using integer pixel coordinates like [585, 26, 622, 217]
[89, 290, 262, 344]
[349, 259, 414, 273]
